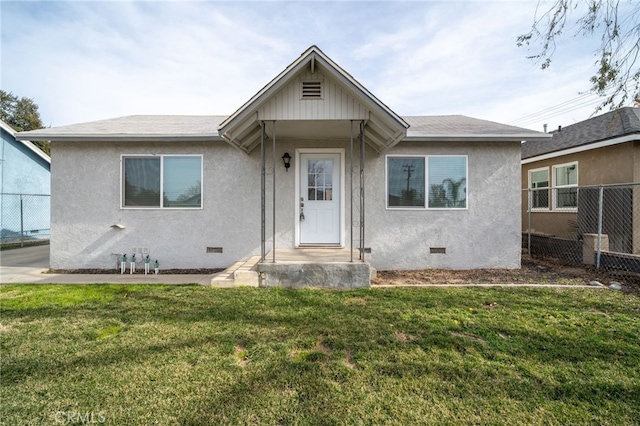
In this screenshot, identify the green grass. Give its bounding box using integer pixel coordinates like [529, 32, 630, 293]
[1, 285, 639, 425]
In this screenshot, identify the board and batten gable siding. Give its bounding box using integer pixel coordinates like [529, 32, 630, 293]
[259, 68, 369, 121]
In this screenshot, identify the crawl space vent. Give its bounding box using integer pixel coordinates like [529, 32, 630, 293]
[206, 247, 223, 254]
[301, 81, 323, 99]
[430, 247, 446, 254]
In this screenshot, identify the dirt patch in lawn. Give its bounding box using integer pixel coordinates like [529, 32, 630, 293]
[372, 254, 640, 295]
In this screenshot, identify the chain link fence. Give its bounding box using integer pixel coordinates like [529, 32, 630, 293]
[523, 183, 640, 276]
[1, 193, 50, 246]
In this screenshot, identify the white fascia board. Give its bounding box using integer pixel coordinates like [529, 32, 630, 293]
[403, 134, 548, 142]
[17, 133, 224, 142]
[521, 133, 639, 165]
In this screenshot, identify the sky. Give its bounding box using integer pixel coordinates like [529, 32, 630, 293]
[1, 0, 634, 132]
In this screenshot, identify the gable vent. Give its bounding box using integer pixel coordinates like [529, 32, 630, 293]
[301, 81, 323, 99]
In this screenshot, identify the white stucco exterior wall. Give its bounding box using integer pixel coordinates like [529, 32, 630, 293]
[366, 141, 522, 270]
[50, 141, 263, 270]
[50, 139, 521, 271]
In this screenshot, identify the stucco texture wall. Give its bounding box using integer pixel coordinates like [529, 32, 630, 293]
[366, 141, 522, 270]
[50, 141, 262, 269]
[51, 139, 521, 271]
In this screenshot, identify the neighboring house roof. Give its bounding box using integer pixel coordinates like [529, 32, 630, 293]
[0, 119, 51, 163]
[522, 107, 640, 163]
[17, 114, 545, 144]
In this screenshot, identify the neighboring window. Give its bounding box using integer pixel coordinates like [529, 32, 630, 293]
[386, 155, 467, 209]
[122, 155, 202, 208]
[553, 162, 578, 209]
[529, 167, 549, 209]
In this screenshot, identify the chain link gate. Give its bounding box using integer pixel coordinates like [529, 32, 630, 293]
[523, 183, 640, 276]
[1, 193, 50, 246]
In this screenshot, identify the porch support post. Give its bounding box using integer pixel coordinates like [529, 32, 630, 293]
[350, 120, 354, 262]
[271, 120, 277, 263]
[260, 121, 266, 262]
[359, 120, 365, 260]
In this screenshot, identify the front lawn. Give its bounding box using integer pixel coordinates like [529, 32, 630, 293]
[1, 285, 639, 425]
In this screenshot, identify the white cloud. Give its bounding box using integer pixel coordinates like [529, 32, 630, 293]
[1, 0, 625, 131]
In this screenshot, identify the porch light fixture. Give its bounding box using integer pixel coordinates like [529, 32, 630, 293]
[282, 152, 291, 172]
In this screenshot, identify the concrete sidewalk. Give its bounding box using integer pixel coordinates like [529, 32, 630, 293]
[0, 245, 215, 285]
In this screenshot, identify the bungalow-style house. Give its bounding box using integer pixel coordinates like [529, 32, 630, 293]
[0, 119, 51, 244]
[521, 107, 640, 260]
[18, 46, 546, 286]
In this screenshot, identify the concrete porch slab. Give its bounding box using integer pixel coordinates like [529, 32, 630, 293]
[256, 248, 371, 288]
[209, 248, 372, 288]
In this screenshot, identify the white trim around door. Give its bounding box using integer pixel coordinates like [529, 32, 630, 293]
[295, 149, 345, 247]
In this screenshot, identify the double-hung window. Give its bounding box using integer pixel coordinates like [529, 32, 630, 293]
[387, 155, 467, 209]
[529, 167, 549, 209]
[553, 162, 578, 210]
[122, 155, 202, 209]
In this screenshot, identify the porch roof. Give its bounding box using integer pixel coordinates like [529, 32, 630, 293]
[218, 45, 409, 154]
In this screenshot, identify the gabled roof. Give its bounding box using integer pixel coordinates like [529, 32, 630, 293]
[16, 115, 226, 142]
[522, 107, 640, 161]
[0, 119, 51, 164]
[218, 45, 409, 153]
[17, 114, 545, 144]
[404, 115, 548, 142]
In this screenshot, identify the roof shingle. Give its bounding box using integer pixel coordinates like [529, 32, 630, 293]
[521, 107, 640, 159]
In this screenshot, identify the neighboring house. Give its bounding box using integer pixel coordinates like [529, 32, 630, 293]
[0, 119, 51, 244]
[18, 46, 546, 275]
[521, 107, 640, 256]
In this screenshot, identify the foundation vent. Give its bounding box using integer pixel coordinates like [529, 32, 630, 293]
[207, 247, 223, 254]
[301, 81, 323, 99]
[430, 247, 446, 254]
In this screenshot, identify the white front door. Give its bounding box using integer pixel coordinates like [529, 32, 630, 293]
[299, 152, 341, 245]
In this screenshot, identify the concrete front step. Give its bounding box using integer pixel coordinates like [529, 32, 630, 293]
[209, 257, 260, 287]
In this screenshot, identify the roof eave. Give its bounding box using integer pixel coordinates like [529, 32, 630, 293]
[404, 134, 551, 142]
[16, 133, 224, 142]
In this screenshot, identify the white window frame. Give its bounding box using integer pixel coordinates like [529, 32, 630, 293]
[385, 154, 468, 211]
[120, 154, 203, 210]
[528, 166, 550, 211]
[552, 161, 578, 211]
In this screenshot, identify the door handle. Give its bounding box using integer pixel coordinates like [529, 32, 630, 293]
[300, 197, 305, 221]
